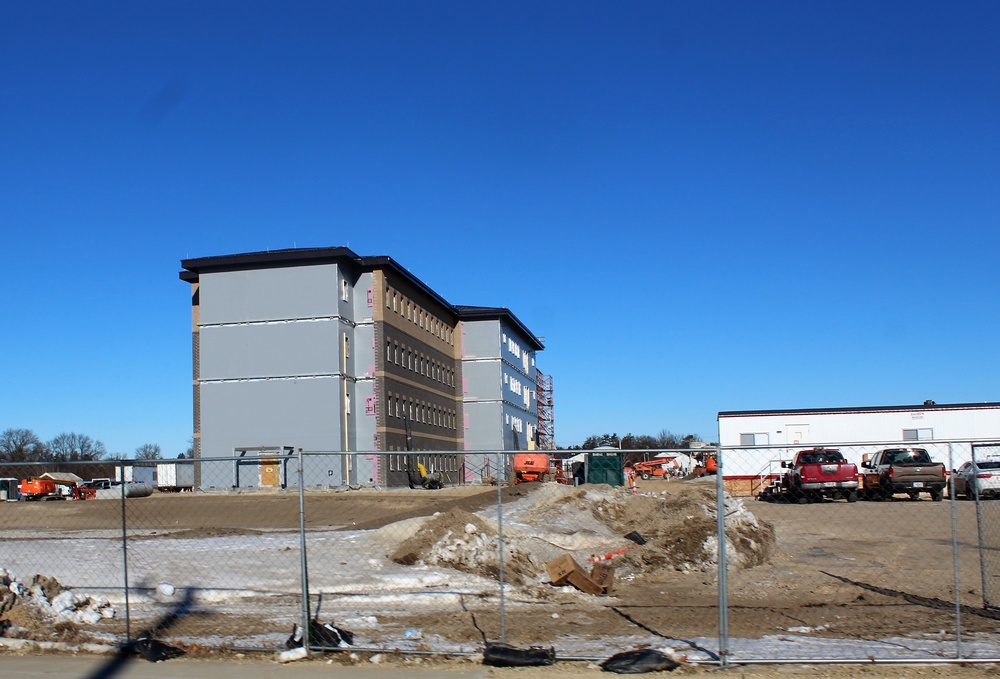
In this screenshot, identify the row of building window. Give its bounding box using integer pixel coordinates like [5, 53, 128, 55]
[385, 453, 460, 472]
[385, 337, 455, 387]
[386, 392, 457, 431]
[385, 286, 454, 345]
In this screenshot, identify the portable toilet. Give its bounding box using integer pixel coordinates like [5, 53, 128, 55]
[587, 448, 625, 487]
[0, 478, 20, 501]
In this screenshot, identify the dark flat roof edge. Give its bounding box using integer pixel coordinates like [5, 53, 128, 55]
[180, 247, 360, 272]
[718, 402, 1000, 419]
[177, 248, 454, 312]
[177, 249, 543, 350]
[453, 305, 545, 350]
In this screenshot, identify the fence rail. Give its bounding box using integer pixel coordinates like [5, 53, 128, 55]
[2, 442, 1000, 666]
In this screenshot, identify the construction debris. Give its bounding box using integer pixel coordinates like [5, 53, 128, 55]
[482, 642, 556, 667]
[130, 635, 186, 662]
[601, 647, 686, 674]
[545, 554, 606, 596]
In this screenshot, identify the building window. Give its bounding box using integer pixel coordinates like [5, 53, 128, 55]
[903, 428, 933, 441]
[341, 279, 349, 302]
[740, 433, 769, 446]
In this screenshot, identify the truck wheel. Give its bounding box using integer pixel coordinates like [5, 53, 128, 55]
[796, 492, 809, 504]
[930, 489, 943, 502]
[641, 472, 650, 480]
[846, 490, 858, 503]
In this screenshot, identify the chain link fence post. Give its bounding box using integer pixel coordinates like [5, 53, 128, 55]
[716, 445, 729, 668]
[496, 451, 506, 643]
[118, 458, 131, 642]
[949, 441, 964, 660]
[297, 447, 311, 653]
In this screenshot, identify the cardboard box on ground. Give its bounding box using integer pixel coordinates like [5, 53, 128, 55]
[545, 554, 614, 596]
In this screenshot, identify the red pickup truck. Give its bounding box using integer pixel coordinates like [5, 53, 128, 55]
[781, 448, 860, 503]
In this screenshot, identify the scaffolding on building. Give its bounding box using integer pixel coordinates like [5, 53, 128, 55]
[536, 369, 554, 450]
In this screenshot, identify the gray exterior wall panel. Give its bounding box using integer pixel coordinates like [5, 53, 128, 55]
[462, 361, 500, 401]
[464, 401, 502, 451]
[461, 321, 500, 359]
[200, 265, 340, 324]
[199, 379, 342, 458]
[199, 322, 341, 380]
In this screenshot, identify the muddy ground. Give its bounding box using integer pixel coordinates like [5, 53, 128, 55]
[2, 477, 998, 660]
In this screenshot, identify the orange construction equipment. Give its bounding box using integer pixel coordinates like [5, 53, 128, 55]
[513, 453, 551, 484]
[693, 452, 717, 477]
[19, 478, 58, 500]
[630, 460, 670, 480]
[71, 485, 98, 500]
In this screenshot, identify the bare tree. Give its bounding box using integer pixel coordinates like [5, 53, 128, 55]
[135, 443, 162, 460]
[0, 428, 48, 462]
[48, 433, 107, 461]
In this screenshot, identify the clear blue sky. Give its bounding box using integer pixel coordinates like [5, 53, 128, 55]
[2, 1, 998, 455]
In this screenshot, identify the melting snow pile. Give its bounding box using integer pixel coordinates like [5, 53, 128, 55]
[0, 569, 114, 636]
[388, 479, 775, 589]
[389, 509, 538, 585]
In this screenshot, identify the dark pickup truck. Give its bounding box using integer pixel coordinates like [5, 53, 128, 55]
[861, 447, 946, 501]
[780, 448, 860, 503]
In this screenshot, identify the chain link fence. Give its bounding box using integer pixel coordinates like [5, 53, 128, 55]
[720, 440, 1000, 663]
[3, 445, 1000, 665]
[969, 444, 1000, 613]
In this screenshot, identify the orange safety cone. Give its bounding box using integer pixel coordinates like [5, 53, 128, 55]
[626, 468, 637, 495]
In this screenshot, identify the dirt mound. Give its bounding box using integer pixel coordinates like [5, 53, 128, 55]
[390, 508, 539, 585]
[587, 482, 776, 573]
[385, 481, 775, 588]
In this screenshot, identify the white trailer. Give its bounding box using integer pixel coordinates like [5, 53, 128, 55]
[114, 466, 156, 485]
[156, 463, 195, 492]
[718, 402, 1000, 449]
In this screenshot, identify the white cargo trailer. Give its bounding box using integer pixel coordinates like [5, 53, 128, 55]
[114, 466, 156, 485]
[156, 463, 195, 491]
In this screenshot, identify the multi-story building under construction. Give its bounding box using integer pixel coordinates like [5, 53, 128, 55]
[179, 247, 546, 489]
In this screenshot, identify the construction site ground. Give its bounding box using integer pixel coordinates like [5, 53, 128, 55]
[2, 476, 997, 666]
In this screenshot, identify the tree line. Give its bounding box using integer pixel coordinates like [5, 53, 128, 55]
[566, 429, 706, 451]
[562, 430, 710, 467]
[0, 428, 176, 463]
